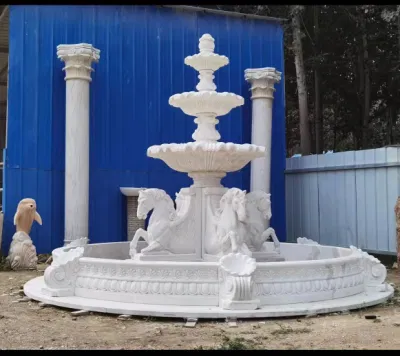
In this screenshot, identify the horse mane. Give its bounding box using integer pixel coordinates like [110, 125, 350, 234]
[142, 189, 177, 220]
[246, 191, 271, 220]
[217, 188, 247, 216]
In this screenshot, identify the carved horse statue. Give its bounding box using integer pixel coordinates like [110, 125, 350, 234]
[213, 188, 252, 257]
[244, 191, 280, 253]
[129, 188, 195, 257]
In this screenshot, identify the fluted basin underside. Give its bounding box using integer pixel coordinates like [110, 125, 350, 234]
[169, 91, 244, 117]
[147, 142, 266, 173]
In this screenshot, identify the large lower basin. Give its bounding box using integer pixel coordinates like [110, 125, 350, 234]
[24, 239, 393, 319]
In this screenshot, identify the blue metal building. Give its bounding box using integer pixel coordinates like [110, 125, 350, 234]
[2, 5, 286, 254]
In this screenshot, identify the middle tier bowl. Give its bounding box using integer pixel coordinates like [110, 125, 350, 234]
[147, 142, 266, 173]
[169, 91, 244, 117]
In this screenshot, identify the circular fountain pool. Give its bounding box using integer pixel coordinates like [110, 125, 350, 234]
[24, 238, 393, 319]
[25, 33, 393, 320]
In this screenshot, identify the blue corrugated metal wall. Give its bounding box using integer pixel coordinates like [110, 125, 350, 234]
[3, 5, 286, 254]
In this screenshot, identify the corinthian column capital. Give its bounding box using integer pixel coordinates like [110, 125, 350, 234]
[57, 43, 100, 82]
[244, 67, 281, 100]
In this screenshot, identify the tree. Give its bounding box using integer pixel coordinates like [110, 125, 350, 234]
[291, 6, 312, 154]
[313, 6, 323, 153]
[202, 5, 400, 154]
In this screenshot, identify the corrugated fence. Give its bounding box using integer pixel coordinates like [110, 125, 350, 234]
[3, 5, 286, 253]
[285, 147, 400, 254]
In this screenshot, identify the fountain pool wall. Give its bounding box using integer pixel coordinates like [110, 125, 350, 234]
[24, 239, 393, 318]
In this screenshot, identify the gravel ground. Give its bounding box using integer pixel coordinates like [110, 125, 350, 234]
[0, 263, 399, 350]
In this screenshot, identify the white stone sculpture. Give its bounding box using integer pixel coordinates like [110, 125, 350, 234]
[57, 43, 100, 246]
[244, 192, 279, 249]
[297, 237, 319, 245]
[42, 237, 88, 297]
[245, 67, 281, 196]
[129, 188, 196, 259]
[212, 188, 251, 257]
[24, 34, 393, 319]
[148, 34, 264, 188]
[135, 34, 274, 264]
[7, 198, 42, 270]
[350, 246, 388, 291]
[219, 253, 259, 310]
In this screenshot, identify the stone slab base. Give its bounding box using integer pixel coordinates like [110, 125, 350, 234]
[24, 277, 394, 320]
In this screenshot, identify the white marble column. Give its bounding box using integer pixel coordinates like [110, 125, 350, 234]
[244, 67, 281, 195]
[57, 43, 100, 245]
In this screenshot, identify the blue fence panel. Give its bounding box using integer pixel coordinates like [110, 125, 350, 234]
[285, 148, 400, 254]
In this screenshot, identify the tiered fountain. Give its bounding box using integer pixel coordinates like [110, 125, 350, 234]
[129, 34, 283, 264]
[24, 34, 393, 319]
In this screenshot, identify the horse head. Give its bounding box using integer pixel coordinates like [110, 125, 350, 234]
[220, 188, 247, 222]
[247, 191, 272, 221]
[137, 189, 176, 220]
[137, 190, 154, 219]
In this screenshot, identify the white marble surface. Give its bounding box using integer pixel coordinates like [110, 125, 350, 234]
[35, 238, 391, 309]
[128, 187, 281, 263]
[57, 43, 100, 245]
[24, 276, 393, 319]
[148, 34, 265, 180]
[83, 242, 131, 259]
[169, 34, 242, 142]
[29, 35, 392, 318]
[7, 198, 42, 270]
[245, 67, 281, 197]
[7, 231, 38, 270]
[120, 187, 145, 197]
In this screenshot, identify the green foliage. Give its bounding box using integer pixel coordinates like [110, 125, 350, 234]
[194, 335, 256, 350]
[203, 5, 400, 154]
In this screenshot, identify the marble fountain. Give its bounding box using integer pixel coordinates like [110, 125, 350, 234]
[24, 34, 393, 319]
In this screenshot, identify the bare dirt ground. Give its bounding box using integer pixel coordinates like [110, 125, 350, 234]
[0, 262, 400, 350]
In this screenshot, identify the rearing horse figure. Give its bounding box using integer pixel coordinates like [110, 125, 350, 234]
[244, 191, 281, 254]
[129, 188, 195, 257]
[213, 188, 252, 257]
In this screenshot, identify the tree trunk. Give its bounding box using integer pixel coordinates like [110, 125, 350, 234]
[398, 5, 400, 59]
[291, 6, 312, 155]
[387, 106, 394, 145]
[355, 50, 364, 150]
[314, 6, 323, 154]
[333, 114, 337, 152]
[360, 12, 370, 149]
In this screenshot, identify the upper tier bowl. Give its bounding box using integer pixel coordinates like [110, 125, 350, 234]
[147, 142, 265, 173]
[184, 52, 229, 72]
[169, 91, 244, 117]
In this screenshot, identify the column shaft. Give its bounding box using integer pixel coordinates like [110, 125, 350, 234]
[251, 97, 273, 194]
[65, 79, 90, 243]
[244, 67, 281, 195]
[57, 43, 100, 245]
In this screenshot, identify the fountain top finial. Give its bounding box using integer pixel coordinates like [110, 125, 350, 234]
[199, 34, 215, 54]
[168, 33, 244, 143]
